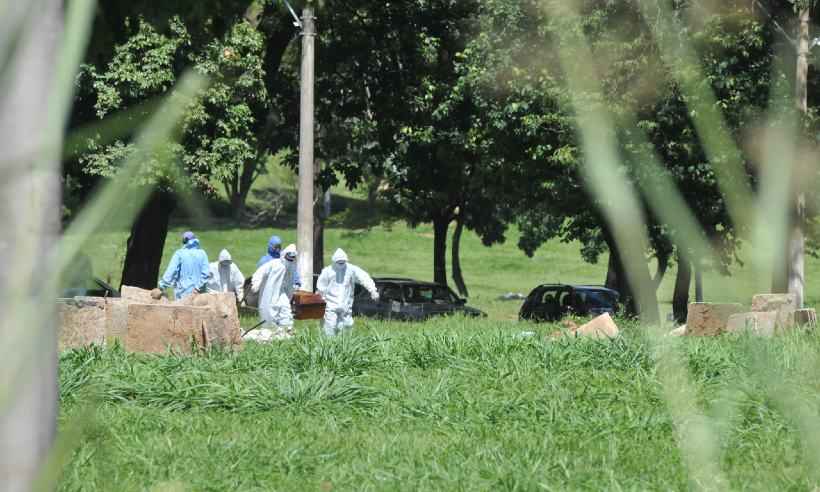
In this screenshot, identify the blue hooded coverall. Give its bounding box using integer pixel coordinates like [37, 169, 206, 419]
[159, 238, 210, 299]
[257, 235, 301, 287]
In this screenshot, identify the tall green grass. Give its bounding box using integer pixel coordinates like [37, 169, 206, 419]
[58, 318, 820, 490]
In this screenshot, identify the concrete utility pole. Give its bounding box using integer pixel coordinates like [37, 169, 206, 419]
[790, 5, 810, 308]
[297, 4, 315, 292]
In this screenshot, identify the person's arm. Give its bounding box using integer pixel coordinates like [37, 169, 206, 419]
[251, 263, 269, 293]
[353, 266, 378, 300]
[293, 268, 302, 287]
[198, 253, 210, 292]
[233, 264, 245, 300]
[316, 269, 330, 297]
[158, 252, 180, 290]
[206, 263, 219, 291]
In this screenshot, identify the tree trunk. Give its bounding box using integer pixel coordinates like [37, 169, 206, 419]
[606, 237, 659, 323]
[672, 252, 692, 324]
[233, 158, 260, 220]
[121, 190, 175, 289]
[229, 187, 246, 221]
[605, 252, 618, 290]
[608, 244, 637, 317]
[653, 250, 670, 289]
[451, 217, 469, 297]
[694, 262, 703, 302]
[433, 216, 449, 286]
[0, 1, 63, 489]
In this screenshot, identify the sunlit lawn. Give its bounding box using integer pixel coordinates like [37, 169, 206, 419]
[76, 217, 819, 321]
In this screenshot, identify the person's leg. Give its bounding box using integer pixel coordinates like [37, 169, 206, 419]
[323, 309, 339, 336]
[273, 305, 295, 339]
[339, 311, 355, 334]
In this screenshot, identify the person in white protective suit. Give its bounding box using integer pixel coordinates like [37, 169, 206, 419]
[244, 244, 298, 342]
[316, 248, 379, 336]
[207, 249, 245, 302]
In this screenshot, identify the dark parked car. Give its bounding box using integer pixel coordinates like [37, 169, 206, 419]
[519, 284, 619, 322]
[352, 277, 486, 321]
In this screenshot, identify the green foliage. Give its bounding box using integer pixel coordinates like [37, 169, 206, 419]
[77, 15, 271, 198]
[457, 1, 797, 277]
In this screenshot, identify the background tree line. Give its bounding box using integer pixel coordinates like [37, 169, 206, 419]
[64, 0, 820, 320]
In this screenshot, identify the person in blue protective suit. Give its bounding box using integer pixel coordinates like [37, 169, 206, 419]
[257, 234, 301, 287]
[157, 231, 210, 300]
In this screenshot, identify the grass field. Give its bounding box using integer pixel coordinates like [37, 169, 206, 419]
[58, 320, 820, 490]
[76, 219, 820, 321]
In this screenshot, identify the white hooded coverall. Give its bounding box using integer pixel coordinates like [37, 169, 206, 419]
[316, 248, 378, 336]
[207, 249, 245, 301]
[245, 245, 297, 341]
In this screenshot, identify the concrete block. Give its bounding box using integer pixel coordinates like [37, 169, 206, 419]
[574, 313, 619, 339]
[726, 310, 795, 337]
[726, 312, 774, 336]
[104, 298, 129, 346]
[120, 285, 169, 304]
[122, 304, 211, 354]
[751, 293, 797, 313]
[686, 303, 744, 336]
[57, 297, 106, 350]
[178, 293, 242, 347]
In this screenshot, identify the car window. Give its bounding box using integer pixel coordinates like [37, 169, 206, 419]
[559, 290, 574, 308]
[584, 290, 617, 308]
[380, 284, 403, 302]
[540, 288, 560, 304]
[403, 285, 436, 303]
[432, 286, 453, 305]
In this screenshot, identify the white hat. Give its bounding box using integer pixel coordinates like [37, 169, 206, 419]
[218, 249, 232, 262]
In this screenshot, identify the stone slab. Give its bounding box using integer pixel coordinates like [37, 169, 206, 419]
[57, 297, 106, 350]
[123, 304, 211, 354]
[104, 298, 130, 347]
[120, 285, 170, 304]
[726, 312, 774, 336]
[574, 313, 619, 339]
[178, 293, 242, 347]
[726, 310, 795, 337]
[751, 293, 797, 313]
[547, 315, 619, 339]
[686, 303, 744, 336]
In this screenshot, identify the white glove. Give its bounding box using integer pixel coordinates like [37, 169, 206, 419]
[371, 291, 380, 302]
